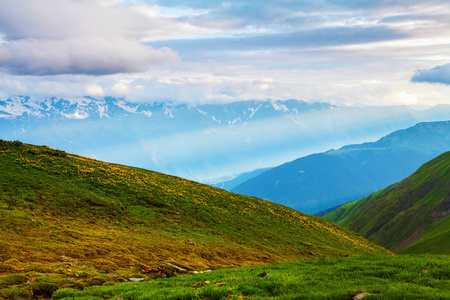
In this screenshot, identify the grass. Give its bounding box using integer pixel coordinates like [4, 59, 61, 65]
[0, 139, 390, 299]
[51, 255, 450, 300]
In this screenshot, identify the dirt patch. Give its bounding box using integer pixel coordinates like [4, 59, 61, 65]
[393, 228, 427, 252]
[431, 193, 450, 222]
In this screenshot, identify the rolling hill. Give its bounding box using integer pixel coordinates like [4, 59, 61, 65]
[323, 151, 450, 254]
[0, 139, 388, 280]
[232, 121, 450, 214]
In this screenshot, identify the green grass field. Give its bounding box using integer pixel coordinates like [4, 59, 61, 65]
[50, 255, 450, 300]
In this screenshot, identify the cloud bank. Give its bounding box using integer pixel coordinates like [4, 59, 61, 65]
[0, 0, 180, 75]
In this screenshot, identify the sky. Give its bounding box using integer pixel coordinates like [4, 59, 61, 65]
[0, 0, 449, 107]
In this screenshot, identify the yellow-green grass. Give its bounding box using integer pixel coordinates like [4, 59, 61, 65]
[0, 139, 389, 298]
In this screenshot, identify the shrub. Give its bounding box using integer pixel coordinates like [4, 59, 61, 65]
[0, 287, 31, 300]
[51, 288, 78, 300]
[31, 282, 59, 297]
[0, 274, 28, 286]
[12, 140, 23, 147]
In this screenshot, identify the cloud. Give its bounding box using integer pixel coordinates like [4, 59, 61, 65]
[110, 82, 130, 96]
[146, 25, 406, 62]
[0, 38, 178, 76]
[155, 0, 450, 30]
[411, 64, 450, 85]
[0, 0, 181, 75]
[86, 84, 105, 97]
[0, 0, 450, 108]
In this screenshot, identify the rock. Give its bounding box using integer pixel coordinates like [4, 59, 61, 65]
[127, 278, 145, 282]
[353, 292, 370, 299]
[167, 263, 187, 272]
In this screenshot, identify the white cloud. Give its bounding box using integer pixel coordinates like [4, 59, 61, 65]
[0, 38, 179, 76]
[86, 84, 105, 97]
[111, 82, 130, 96]
[0, 0, 186, 75]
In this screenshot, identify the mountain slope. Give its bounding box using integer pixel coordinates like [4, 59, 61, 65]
[323, 151, 450, 253]
[0, 139, 389, 277]
[232, 121, 450, 214]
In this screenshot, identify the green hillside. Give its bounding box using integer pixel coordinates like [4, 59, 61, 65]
[0, 139, 388, 297]
[323, 151, 450, 254]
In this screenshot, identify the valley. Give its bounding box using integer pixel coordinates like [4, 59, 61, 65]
[2, 97, 449, 184]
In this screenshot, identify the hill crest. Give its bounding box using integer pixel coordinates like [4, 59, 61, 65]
[0, 139, 389, 278]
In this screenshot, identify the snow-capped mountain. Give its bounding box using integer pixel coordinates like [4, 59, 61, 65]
[1, 96, 449, 183]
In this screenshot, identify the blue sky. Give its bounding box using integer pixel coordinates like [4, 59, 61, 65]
[0, 0, 449, 106]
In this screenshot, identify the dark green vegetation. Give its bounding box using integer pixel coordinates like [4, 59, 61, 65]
[232, 121, 450, 214]
[0, 140, 388, 299]
[53, 255, 450, 300]
[324, 151, 450, 254]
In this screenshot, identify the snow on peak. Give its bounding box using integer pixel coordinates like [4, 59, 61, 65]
[63, 110, 90, 119]
[248, 103, 263, 118]
[116, 100, 138, 113]
[270, 100, 288, 112]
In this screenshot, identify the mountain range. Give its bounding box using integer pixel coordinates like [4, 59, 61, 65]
[231, 121, 450, 214]
[323, 151, 450, 254]
[1, 96, 450, 183]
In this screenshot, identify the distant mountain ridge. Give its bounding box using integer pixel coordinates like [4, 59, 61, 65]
[323, 151, 450, 254]
[1, 96, 450, 183]
[232, 121, 450, 214]
[212, 167, 272, 190]
[0, 96, 330, 122]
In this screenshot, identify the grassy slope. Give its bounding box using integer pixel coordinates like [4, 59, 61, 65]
[0, 140, 389, 292]
[53, 255, 450, 300]
[323, 151, 450, 253]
